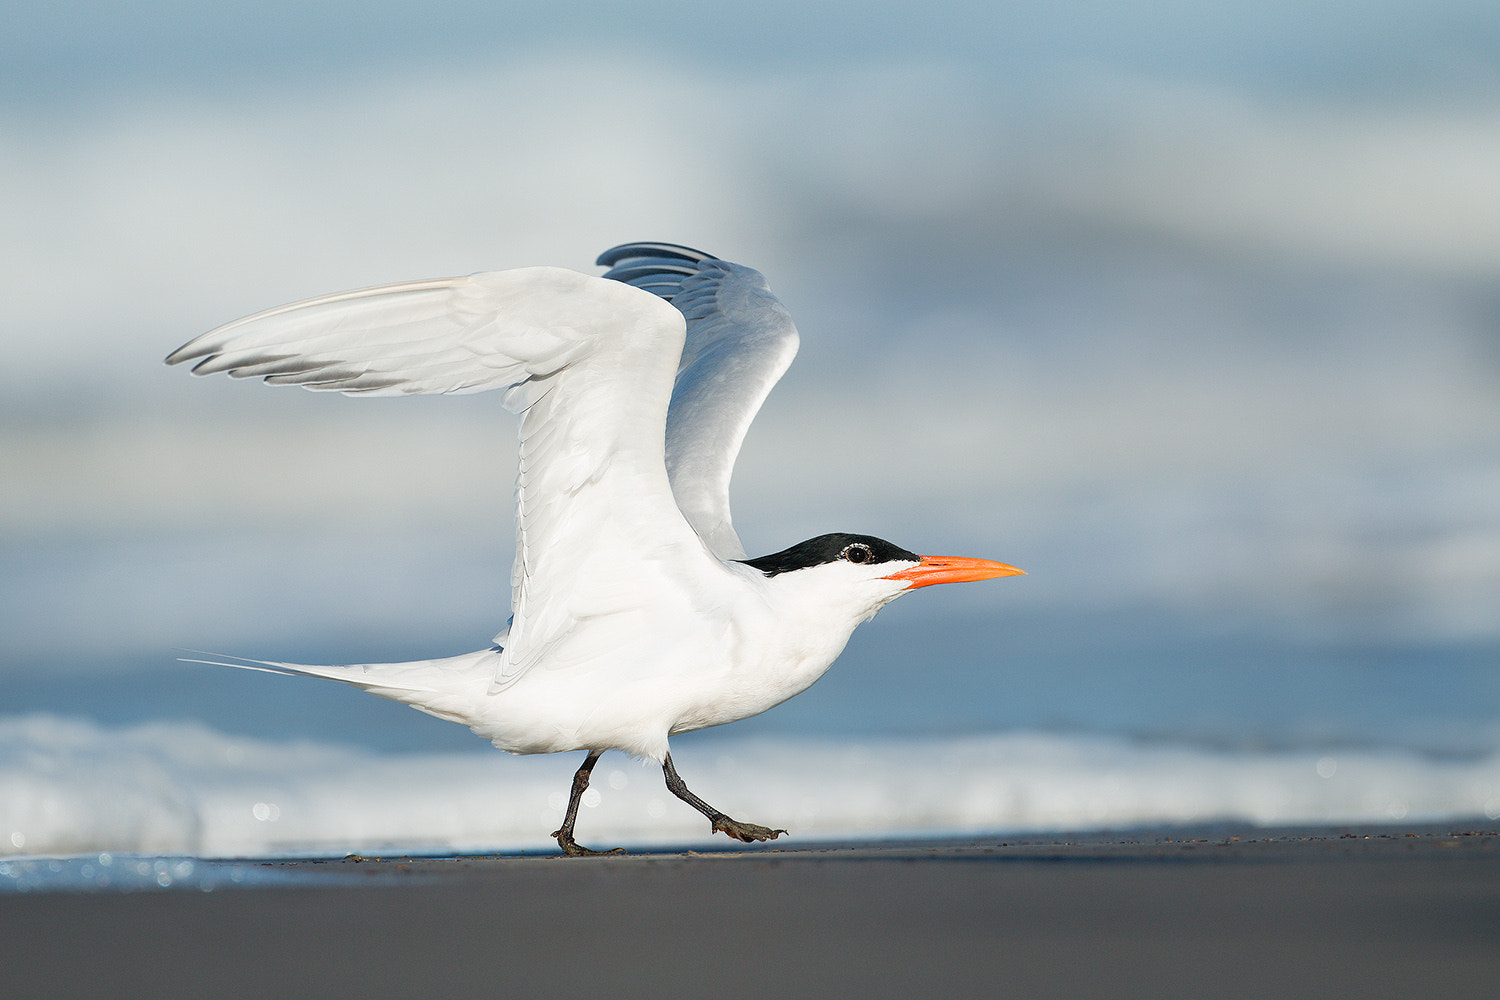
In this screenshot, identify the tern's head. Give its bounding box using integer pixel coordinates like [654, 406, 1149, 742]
[741, 532, 1024, 624]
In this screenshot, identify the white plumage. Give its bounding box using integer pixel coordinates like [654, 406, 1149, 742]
[167, 243, 1021, 853]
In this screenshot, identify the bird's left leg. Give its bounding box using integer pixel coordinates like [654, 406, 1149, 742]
[552, 749, 623, 857]
[661, 752, 786, 845]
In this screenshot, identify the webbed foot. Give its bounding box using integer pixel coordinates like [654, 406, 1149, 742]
[711, 816, 787, 844]
[553, 828, 626, 857]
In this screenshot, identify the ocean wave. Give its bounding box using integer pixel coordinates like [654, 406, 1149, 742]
[3, 714, 1496, 860]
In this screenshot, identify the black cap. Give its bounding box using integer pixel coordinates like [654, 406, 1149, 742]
[741, 533, 919, 577]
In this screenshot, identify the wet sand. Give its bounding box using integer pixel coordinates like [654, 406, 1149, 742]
[3, 824, 1497, 999]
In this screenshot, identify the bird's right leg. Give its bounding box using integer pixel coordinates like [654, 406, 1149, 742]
[661, 752, 787, 845]
[552, 749, 623, 857]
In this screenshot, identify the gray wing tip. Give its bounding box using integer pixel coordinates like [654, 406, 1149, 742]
[598, 243, 727, 302]
[164, 343, 210, 367]
[596, 242, 718, 268]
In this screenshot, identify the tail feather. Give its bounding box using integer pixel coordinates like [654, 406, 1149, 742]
[175, 650, 448, 693]
[177, 647, 505, 735]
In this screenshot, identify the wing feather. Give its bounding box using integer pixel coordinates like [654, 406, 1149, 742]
[598, 243, 799, 559]
[169, 271, 643, 397]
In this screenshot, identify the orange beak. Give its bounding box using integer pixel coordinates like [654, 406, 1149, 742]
[882, 555, 1026, 589]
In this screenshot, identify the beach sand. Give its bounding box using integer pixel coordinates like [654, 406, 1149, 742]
[3, 824, 1496, 999]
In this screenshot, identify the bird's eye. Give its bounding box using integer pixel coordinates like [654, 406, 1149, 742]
[841, 543, 873, 564]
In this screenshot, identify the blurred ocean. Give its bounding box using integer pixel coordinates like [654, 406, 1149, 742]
[3, 1, 1498, 858]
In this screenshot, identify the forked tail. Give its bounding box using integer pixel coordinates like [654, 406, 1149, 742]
[176, 648, 501, 728]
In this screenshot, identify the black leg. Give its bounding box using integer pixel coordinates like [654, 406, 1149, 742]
[661, 752, 787, 845]
[552, 749, 622, 856]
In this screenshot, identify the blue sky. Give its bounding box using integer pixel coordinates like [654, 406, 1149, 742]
[8, 2, 1497, 97]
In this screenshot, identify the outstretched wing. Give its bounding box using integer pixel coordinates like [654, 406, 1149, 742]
[165, 265, 711, 692]
[164, 269, 619, 396]
[599, 243, 799, 560]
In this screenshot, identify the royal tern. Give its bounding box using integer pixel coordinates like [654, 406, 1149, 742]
[166, 242, 1023, 855]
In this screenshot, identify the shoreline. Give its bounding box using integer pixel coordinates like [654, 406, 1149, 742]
[4, 823, 1497, 999]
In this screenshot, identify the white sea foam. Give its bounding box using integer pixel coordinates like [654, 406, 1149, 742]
[3, 714, 1496, 862]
